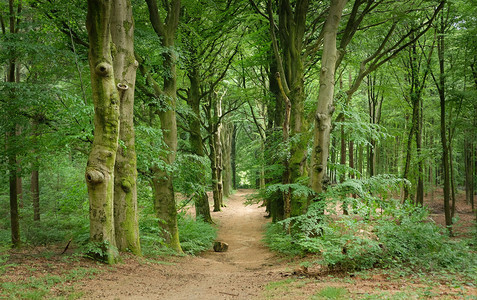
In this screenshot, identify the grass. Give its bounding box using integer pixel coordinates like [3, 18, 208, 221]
[261, 267, 477, 299]
[312, 287, 349, 299]
[0, 260, 101, 300]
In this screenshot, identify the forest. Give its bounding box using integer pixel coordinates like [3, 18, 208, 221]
[1, 0, 476, 299]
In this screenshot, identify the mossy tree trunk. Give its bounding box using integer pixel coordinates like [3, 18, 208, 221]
[145, 0, 182, 252]
[187, 63, 213, 223]
[85, 0, 121, 264]
[111, 0, 141, 255]
[310, 0, 347, 195]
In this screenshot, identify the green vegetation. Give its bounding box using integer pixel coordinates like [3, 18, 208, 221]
[0, 266, 100, 299]
[265, 177, 477, 280]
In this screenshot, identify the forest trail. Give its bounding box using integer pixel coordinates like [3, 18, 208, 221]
[77, 189, 286, 299]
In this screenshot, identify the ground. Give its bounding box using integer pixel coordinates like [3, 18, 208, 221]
[0, 189, 476, 299]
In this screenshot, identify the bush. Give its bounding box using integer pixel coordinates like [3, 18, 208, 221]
[178, 213, 217, 255]
[264, 176, 477, 275]
[140, 211, 217, 256]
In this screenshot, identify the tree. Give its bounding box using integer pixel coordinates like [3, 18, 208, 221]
[310, 0, 347, 195]
[85, 0, 121, 263]
[111, 0, 141, 255]
[144, 0, 182, 253]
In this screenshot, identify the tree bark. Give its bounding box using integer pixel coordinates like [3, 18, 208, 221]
[310, 0, 347, 195]
[464, 139, 474, 208]
[145, 0, 182, 253]
[31, 117, 40, 222]
[86, 0, 120, 263]
[111, 0, 141, 255]
[435, 9, 452, 232]
[187, 64, 212, 223]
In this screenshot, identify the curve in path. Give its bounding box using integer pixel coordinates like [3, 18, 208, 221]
[78, 189, 285, 300]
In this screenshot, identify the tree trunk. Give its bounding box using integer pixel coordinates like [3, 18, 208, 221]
[215, 95, 224, 208]
[222, 123, 233, 198]
[6, 0, 21, 248]
[464, 139, 474, 207]
[436, 11, 452, 232]
[231, 124, 237, 190]
[310, 0, 347, 195]
[145, 0, 182, 253]
[187, 64, 212, 223]
[85, 0, 120, 263]
[415, 99, 424, 206]
[111, 0, 141, 255]
[31, 117, 40, 222]
[449, 134, 456, 219]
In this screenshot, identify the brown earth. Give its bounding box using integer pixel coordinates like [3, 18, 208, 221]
[1, 189, 476, 299]
[75, 189, 286, 299]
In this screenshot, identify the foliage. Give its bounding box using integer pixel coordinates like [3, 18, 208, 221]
[264, 177, 477, 276]
[139, 203, 217, 256]
[0, 266, 100, 299]
[177, 213, 217, 255]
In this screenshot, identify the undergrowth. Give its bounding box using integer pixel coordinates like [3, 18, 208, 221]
[140, 211, 217, 256]
[264, 175, 477, 281]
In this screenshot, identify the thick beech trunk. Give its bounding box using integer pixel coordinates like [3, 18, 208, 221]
[111, 0, 141, 255]
[310, 0, 347, 195]
[85, 0, 120, 263]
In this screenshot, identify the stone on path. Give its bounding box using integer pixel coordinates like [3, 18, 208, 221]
[213, 241, 229, 252]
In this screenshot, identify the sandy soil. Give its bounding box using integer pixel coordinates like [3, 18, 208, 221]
[76, 189, 286, 299]
[2, 189, 475, 299]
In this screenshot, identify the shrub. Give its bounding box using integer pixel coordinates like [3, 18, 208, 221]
[264, 175, 477, 275]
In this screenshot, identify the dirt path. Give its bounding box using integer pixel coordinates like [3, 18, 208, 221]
[77, 189, 285, 299]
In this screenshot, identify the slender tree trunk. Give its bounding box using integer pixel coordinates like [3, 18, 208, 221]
[85, 0, 120, 263]
[215, 95, 224, 208]
[31, 117, 40, 222]
[436, 11, 452, 232]
[111, 0, 141, 255]
[310, 0, 347, 195]
[145, 0, 182, 253]
[187, 65, 212, 222]
[415, 99, 424, 206]
[449, 134, 456, 219]
[6, 0, 21, 248]
[231, 124, 237, 190]
[31, 168, 40, 221]
[464, 139, 474, 207]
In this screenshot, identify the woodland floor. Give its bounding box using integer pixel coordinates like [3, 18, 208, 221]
[1, 189, 476, 299]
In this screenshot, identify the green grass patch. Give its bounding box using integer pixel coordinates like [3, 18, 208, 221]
[0, 267, 100, 299]
[312, 287, 349, 299]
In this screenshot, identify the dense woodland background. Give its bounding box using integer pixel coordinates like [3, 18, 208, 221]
[0, 0, 476, 279]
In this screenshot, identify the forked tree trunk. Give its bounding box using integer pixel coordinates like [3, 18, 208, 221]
[85, 0, 120, 263]
[145, 0, 182, 252]
[310, 0, 347, 195]
[111, 0, 141, 255]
